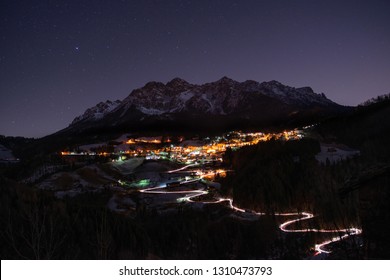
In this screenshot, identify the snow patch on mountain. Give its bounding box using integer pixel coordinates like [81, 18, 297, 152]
[178, 91, 195, 103]
[138, 106, 167, 115]
[71, 100, 121, 124]
[201, 95, 214, 113]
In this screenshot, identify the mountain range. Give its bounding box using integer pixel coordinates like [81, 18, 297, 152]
[61, 77, 347, 136]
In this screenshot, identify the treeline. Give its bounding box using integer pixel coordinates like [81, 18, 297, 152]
[2, 175, 311, 259]
[0, 176, 144, 259]
[358, 93, 390, 107]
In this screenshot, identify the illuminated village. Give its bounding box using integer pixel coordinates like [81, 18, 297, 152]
[61, 129, 304, 164]
[58, 129, 305, 198]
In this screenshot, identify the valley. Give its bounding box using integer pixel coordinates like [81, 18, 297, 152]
[20, 126, 361, 259]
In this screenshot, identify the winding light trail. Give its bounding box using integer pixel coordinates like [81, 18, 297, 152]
[138, 165, 362, 256]
[278, 212, 362, 254]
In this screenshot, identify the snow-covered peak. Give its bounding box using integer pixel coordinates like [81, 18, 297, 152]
[71, 100, 121, 125]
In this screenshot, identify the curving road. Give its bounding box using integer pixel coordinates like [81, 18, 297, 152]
[138, 164, 362, 256]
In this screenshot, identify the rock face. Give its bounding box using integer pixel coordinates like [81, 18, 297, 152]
[67, 77, 347, 134]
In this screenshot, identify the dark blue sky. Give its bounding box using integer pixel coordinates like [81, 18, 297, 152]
[1, 0, 390, 137]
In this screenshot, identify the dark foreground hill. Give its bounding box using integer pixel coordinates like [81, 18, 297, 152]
[221, 97, 390, 258]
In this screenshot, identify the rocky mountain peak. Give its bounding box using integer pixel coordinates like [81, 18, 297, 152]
[143, 81, 165, 90]
[166, 77, 190, 87]
[166, 77, 192, 92]
[71, 99, 121, 125]
[212, 76, 240, 88]
[217, 76, 235, 84]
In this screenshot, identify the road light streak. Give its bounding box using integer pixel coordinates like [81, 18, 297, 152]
[142, 185, 362, 255]
[137, 162, 362, 257]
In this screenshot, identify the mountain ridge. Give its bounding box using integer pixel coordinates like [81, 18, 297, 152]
[69, 77, 343, 131]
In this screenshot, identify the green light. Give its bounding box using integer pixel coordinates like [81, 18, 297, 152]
[130, 179, 151, 188]
[138, 179, 150, 187]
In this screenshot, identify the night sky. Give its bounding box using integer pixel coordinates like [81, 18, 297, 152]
[1, 0, 390, 138]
